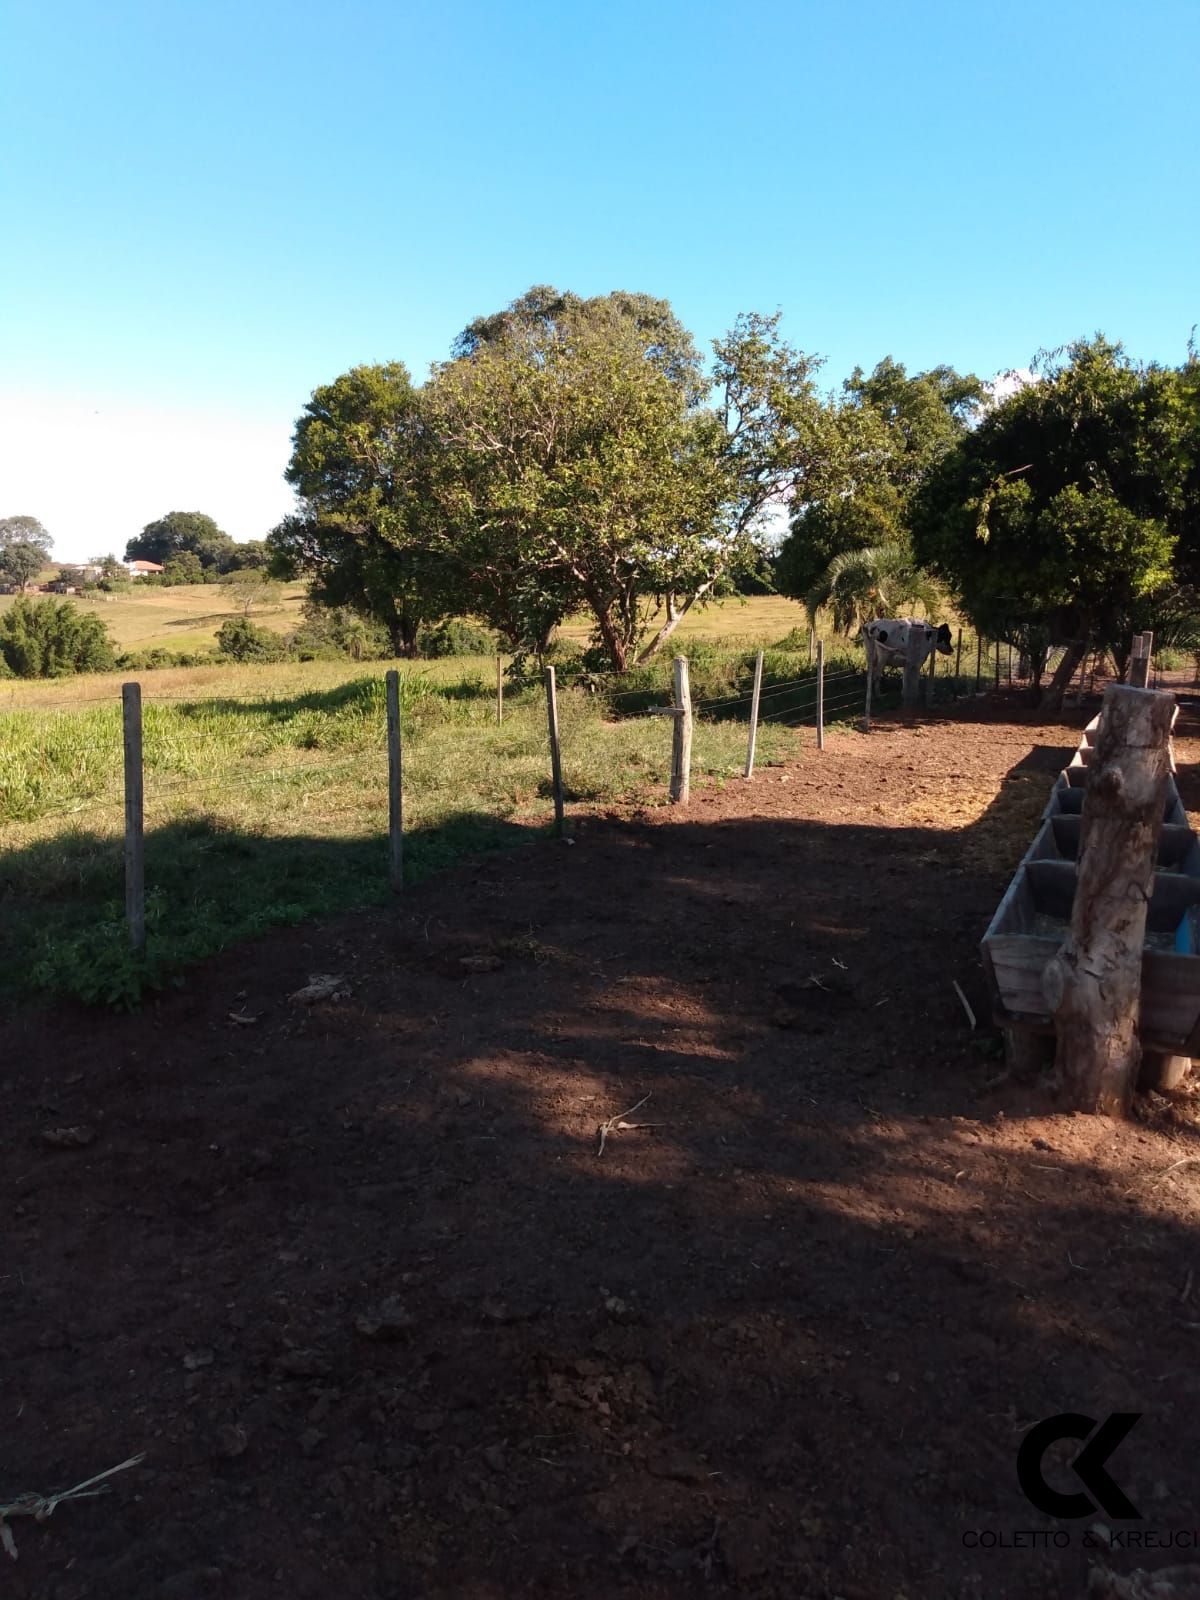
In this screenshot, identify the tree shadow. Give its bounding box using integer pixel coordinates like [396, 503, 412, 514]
[3, 713, 1198, 1598]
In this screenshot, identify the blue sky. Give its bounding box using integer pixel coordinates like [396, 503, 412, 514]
[2, 0, 1197, 559]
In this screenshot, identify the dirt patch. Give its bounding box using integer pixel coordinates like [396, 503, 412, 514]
[4, 694, 1200, 1599]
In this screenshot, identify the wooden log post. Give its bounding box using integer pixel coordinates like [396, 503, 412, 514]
[743, 648, 764, 778]
[545, 666, 565, 835]
[1042, 684, 1176, 1115]
[670, 655, 692, 804]
[816, 640, 825, 751]
[495, 655, 504, 725]
[122, 682, 146, 955]
[1129, 630, 1153, 689]
[385, 668, 403, 893]
[902, 624, 924, 706]
[994, 640, 1001, 692]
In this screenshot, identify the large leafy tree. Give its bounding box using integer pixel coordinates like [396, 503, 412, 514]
[0, 515, 52, 556]
[911, 338, 1188, 705]
[776, 358, 983, 627]
[269, 363, 456, 657]
[428, 291, 843, 670]
[126, 511, 237, 572]
[1, 541, 48, 591]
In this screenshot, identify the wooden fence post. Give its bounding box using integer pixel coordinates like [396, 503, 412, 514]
[386, 668, 403, 893]
[743, 648, 764, 779]
[1043, 684, 1175, 1115]
[495, 655, 504, 726]
[975, 634, 983, 693]
[1129, 630, 1153, 689]
[122, 682, 145, 955]
[670, 655, 692, 803]
[954, 628, 963, 696]
[994, 640, 1001, 692]
[816, 640, 825, 751]
[545, 666, 565, 835]
[808, 628, 814, 666]
[902, 626, 924, 706]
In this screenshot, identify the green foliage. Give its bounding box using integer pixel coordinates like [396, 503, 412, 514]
[116, 646, 217, 671]
[0, 597, 116, 677]
[289, 599, 392, 661]
[0, 515, 52, 556]
[162, 550, 205, 585]
[776, 356, 981, 617]
[803, 542, 944, 634]
[0, 540, 48, 591]
[127, 510, 237, 571]
[216, 615, 286, 661]
[415, 618, 497, 657]
[911, 337, 1188, 657]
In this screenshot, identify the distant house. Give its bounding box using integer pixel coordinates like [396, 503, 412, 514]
[127, 560, 165, 578]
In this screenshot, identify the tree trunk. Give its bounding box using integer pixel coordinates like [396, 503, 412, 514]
[1041, 640, 1087, 713]
[1043, 684, 1176, 1116]
[636, 581, 714, 665]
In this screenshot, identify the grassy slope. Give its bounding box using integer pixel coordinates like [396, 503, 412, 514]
[0, 582, 308, 654]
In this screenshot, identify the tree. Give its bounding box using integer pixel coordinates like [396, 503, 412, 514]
[427, 294, 843, 670]
[227, 539, 270, 571]
[269, 363, 456, 656]
[776, 357, 983, 620]
[0, 598, 115, 677]
[802, 542, 943, 634]
[89, 554, 126, 584]
[162, 551, 205, 585]
[215, 615, 284, 661]
[0, 515, 52, 557]
[911, 338, 1186, 707]
[126, 511, 237, 572]
[1, 541, 48, 592]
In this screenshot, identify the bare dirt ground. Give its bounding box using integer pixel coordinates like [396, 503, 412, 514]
[5, 694, 1200, 1600]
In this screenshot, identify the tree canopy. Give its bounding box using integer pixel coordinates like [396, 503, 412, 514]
[274, 288, 848, 672]
[775, 357, 984, 628]
[0, 541, 48, 592]
[0, 515, 52, 556]
[910, 337, 1194, 700]
[126, 511, 263, 574]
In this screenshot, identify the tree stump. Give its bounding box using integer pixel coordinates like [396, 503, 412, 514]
[1043, 684, 1176, 1115]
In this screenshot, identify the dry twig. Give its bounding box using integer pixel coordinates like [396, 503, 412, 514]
[1, 1453, 145, 1560]
[596, 1094, 656, 1156]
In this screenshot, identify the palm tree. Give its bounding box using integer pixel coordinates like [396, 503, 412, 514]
[804, 542, 943, 634]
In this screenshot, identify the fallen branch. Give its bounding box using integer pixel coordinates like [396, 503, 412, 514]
[1, 1452, 146, 1560]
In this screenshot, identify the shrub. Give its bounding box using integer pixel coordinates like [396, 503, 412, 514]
[216, 616, 286, 661]
[415, 618, 497, 658]
[117, 647, 218, 671]
[0, 598, 117, 677]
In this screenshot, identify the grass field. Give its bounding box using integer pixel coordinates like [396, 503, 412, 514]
[0, 580, 309, 654]
[0, 585, 814, 661]
[0, 650, 819, 1005]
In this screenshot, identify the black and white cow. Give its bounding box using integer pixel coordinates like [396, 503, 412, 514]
[862, 617, 953, 695]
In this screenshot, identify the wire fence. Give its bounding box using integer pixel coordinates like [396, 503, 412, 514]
[1, 630, 1139, 998]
